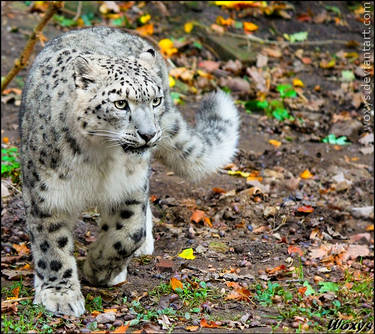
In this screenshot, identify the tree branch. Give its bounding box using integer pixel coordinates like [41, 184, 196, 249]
[1, 1, 64, 93]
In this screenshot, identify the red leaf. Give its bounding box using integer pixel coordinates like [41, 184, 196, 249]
[200, 318, 221, 328]
[288, 245, 304, 256]
[297, 206, 314, 213]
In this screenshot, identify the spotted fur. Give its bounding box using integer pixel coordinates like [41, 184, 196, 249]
[20, 27, 239, 317]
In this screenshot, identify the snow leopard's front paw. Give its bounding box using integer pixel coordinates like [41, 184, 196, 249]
[34, 285, 85, 317]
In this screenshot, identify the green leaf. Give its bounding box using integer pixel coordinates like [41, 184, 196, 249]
[322, 134, 350, 145]
[245, 100, 268, 112]
[170, 92, 182, 104]
[341, 70, 355, 82]
[112, 17, 124, 26]
[221, 86, 232, 94]
[193, 41, 202, 49]
[285, 31, 308, 43]
[325, 5, 341, 16]
[272, 108, 292, 121]
[191, 307, 200, 313]
[283, 89, 297, 98]
[332, 300, 341, 308]
[318, 282, 339, 293]
[234, 21, 243, 29]
[81, 13, 94, 26]
[303, 281, 316, 296]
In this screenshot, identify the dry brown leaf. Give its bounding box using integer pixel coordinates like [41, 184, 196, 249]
[200, 318, 221, 328]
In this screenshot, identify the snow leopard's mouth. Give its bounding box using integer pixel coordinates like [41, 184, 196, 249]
[121, 144, 150, 154]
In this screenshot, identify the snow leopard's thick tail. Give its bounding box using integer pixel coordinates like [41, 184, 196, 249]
[154, 90, 240, 181]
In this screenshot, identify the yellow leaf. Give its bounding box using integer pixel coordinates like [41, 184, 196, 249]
[159, 39, 178, 57]
[216, 16, 234, 26]
[178, 248, 196, 260]
[169, 75, 175, 87]
[170, 277, 183, 290]
[184, 21, 194, 33]
[214, 1, 267, 9]
[366, 224, 374, 231]
[300, 169, 313, 179]
[293, 78, 304, 87]
[243, 22, 259, 32]
[136, 23, 154, 36]
[104, 308, 117, 313]
[227, 170, 250, 178]
[3, 137, 9, 144]
[139, 14, 151, 24]
[320, 58, 336, 69]
[268, 139, 281, 147]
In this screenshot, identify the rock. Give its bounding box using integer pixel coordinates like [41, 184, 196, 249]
[330, 120, 362, 140]
[1, 182, 10, 198]
[96, 312, 116, 324]
[113, 320, 123, 327]
[352, 206, 374, 218]
[156, 258, 175, 272]
[263, 206, 278, 218]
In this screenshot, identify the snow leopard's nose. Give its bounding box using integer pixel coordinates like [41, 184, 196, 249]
[138, 130, 156, 143]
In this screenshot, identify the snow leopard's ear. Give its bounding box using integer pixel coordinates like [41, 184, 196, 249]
[139, 48, 156, 67]
[73, 56, 96, 89]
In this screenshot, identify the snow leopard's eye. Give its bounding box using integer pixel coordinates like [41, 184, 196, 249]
[152, 97, 163, 108]
[114, 100, 129, 110]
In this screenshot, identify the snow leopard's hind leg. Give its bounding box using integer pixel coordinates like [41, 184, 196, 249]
[83, 189, 149, 286]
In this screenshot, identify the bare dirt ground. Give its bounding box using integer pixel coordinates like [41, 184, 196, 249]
[1, 1, 374, 333]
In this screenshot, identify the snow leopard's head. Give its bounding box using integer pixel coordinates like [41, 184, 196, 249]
[72, 50, 164, 154]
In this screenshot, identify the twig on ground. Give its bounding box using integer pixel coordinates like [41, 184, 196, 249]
[1, 1, 64, 93]
[193, 22, 352, 48]
[72, 1, 82, 22]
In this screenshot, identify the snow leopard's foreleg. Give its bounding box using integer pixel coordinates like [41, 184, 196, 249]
[25, 191, 85, 317]
[154, 90, 240, 181]
[83, 189, 149, 286]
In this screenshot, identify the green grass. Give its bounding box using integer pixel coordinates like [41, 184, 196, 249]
[252, 270, 374, 333]
[1, 147, 21, 184]
[1, 281, 70, 334]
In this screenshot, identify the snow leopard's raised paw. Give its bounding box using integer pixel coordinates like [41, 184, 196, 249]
[34, 286, 85, 317]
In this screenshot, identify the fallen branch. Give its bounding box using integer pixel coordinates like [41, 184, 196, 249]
[194, 22, 352, 48]
[1, 1, 64, 93]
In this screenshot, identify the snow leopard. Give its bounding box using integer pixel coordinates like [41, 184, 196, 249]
[19, 26, 239, 316]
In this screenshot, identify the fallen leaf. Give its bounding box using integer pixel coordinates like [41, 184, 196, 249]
[263, 47, 282, 58]
[342, 244, 370, 261]
[136, 23, 154, 36]
[288, 245, 304, 256]
[198, 60, 220, 73]
[190, 210, 206, 223]
[268, 139, 281, 148]
[297, 206, 314, 213]
[3, 137, 9, 144]
[212, 187, 226, 194]
[366, 224, 374, 231]
[159, 39, 178, 57]
[210, 23, 225, 34]
[298, 286, 307, 296]
[139, 14, 151, 24]
[200, 318, 221, 328]
[216, 16, 234, 26]
[104, 308, 117, 313]
[225, 281, 251, 302]
[112, 323, 130, 333]
[2, 88, 22, 95]
[228, 170, 250, 178]
[170, 277, 183, 291]
[178, 248, 196, 260]
[320, 58, 336, 69]
[243, 22, 258, 32]
[185, 325, 199, 332]
[300, 169, 313, 179]
[12, 243, 30, 256]
[293, 78, 304, 87]
[266, 264, 286, 275]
